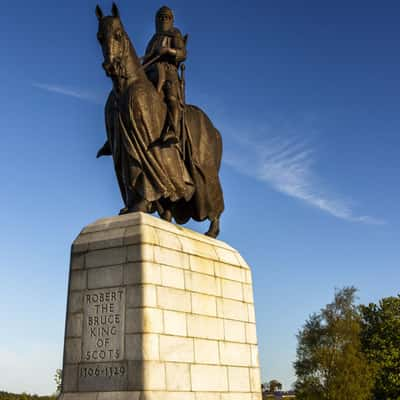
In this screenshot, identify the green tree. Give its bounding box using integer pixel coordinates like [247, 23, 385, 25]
[54, 368, 62, 393]
[294, 287, 375, 400]
[267, 379, 282, 392]
[360, 295, 400, 400]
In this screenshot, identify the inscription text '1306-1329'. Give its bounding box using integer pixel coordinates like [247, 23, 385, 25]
[82, 288, 125, 362]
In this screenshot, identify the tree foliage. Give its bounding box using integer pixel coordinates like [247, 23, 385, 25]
[360, 295, 400, 400]
[294, 287, 375, 400]
[262, 379, 282, 393]
[54, 369, 62, 394]
[0, 392, 56, 400]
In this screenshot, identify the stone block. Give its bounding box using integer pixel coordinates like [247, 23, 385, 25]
[245, 323, 258, 345]
[127, 285, 157, 308]
[217, 298, 248, 322]
[191, 292, 217, 317]
[234, 253, 250, 269]
[124, 224, 158, 246]
[165, 362, 191, 391]
[161, 265, 185, 289]
[249, 368, 261, 392]
[185, 272, 218, 296]
[128, 361, 166, 390]
[141, 392, 195, 400]
[68, 291, 83, 313]
[97, 392, 140, 400]
[70, 252, 85, 270]
[60, 394, 97, 400]
[127, 244, 154, 263]
[66, 313, 83, 338]
[87, 227, 126, 250]
[191, 365, 228, 391]
[215, 262, 243, 282]
[157, 286, 191, 312]
[250, 345, 259, 367]
[251, 393, 262, 400]
[70, 270, 87, 291]
[228, 367, 250, 392]
[190, 255, 214, 276]
[126, 334, 159, 360]
[126, 308, 163, 334]
[163, 310, 187, 336]
[224, 319, 246, 343]
[195, 394, 221, 400]
[87, 265, 123, 289]
[248, 304, 256, 323]
[179, 236, 218, 259]
[214, 247, 240, 266]
[244, 270, 252, 284]
[194, 339, 220, 364]
[219, 342, 251, 367]
[62, 364, 78, 392]
[243, 284, 254, 304]
[154, 246, 189, 269]
[64, 338, 81, 363]
[156, 228, 182, 251]
[71, 236, 89, 253]
[159, 335, 194, 362]
[124, 262, 161, 285]
[221, 279, 243, 301]
[81, 213, 140, 233]
[221, 394, 251, 400]
[187, 314, 224, 340]
[85, 247, 126, 268]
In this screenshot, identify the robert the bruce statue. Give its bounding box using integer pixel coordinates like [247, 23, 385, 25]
[142, 6, 186, 145]
[95, 3, 224, 237]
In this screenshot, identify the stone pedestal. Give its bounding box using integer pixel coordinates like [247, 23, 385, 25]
[59, 212, 262, 400]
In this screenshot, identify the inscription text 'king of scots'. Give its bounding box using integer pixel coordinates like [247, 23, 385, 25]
[82, 288, 125, 363]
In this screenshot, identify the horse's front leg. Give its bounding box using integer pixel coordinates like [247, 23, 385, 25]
[205, 218, 220, 238]
[121, 190, 151, 214]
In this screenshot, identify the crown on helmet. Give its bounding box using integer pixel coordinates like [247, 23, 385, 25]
[156, 6, 174, 20]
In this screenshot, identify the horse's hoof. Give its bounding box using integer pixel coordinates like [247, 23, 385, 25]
[205, 231, 217, 238]
[161, 209, 173, 222]
[119, 207, 129, 215]
[205, 219, 220, 238]
[205, 228, 219, 238]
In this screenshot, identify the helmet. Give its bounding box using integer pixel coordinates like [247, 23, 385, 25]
[155, 6, 174, 32]
[156, 6, 174, 20]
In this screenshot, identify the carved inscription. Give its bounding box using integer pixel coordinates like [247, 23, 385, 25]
[78, 362, 128, 391]
[82, 288, 125, 363]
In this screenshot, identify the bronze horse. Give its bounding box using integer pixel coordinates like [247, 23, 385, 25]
[95, 4, 224, 237]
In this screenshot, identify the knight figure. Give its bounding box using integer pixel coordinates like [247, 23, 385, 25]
[142, 6, 186, 144]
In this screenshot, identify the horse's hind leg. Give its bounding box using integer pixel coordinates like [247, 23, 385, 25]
[161, 208, 172, 222]
[155, 199, 173, 222]
[205, 217, 220, 238]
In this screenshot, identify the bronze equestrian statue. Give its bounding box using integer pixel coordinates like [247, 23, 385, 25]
[95, 3, 224, 238]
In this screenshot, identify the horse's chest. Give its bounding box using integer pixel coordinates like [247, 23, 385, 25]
[109, 97, 130, 133]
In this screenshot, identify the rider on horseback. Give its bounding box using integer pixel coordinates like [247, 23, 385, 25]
[142, 6, 186, 145]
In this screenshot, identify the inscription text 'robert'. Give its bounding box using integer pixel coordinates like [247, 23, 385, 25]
[82, 288, 125, 362]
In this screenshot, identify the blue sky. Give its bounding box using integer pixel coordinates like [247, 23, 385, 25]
[1, 0, 399, 394]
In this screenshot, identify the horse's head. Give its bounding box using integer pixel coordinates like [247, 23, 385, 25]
[96, 3, 130, 79]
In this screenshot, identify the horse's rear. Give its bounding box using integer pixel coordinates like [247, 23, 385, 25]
[171, 104, 224, 236]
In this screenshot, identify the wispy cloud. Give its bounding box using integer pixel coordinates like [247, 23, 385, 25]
[32, 82, 102, 104]
[224, 132, 384, 225]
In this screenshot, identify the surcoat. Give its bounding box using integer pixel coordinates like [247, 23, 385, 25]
[144, 28, 186, 96]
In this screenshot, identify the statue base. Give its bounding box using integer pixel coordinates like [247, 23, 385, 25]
[59, 212, 262, 400]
